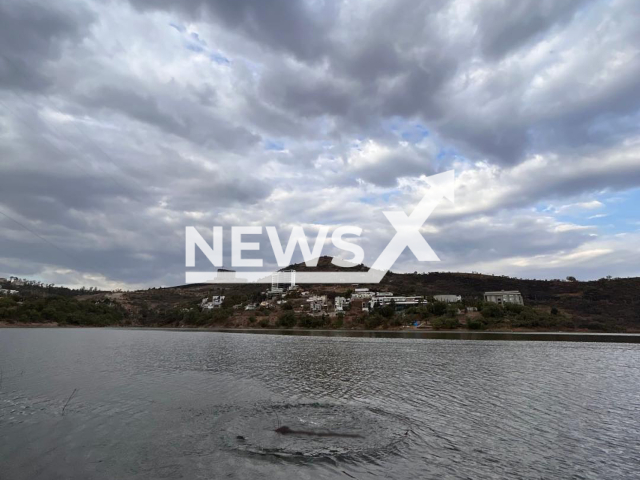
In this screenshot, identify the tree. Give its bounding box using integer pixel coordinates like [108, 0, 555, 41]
[277, 311, 297, 328]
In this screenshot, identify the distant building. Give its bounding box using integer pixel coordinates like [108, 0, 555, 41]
[10, 277, 24, 286]
[375, 292, 394, 297]
[370, 295, 425, 311]
[308, 295, 327, 313]
[201, 295, 225, 310]
[484, 291, 524, 306]
[334, 296, 350, 311]
[244, 304, 257, 311]
[352, 288, 374, 299]
[0, 289, 18, 296]
[310, 302, 324, 313]
[266, 287, 284, 298]
[434, 295, 462, 303]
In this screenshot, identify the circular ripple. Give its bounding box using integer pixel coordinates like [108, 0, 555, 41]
[215, 403, 411, 461]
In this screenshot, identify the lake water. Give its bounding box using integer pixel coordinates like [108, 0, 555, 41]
[1, 328, 639, 479]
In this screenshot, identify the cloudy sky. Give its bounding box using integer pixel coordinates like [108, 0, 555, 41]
[1, 0, 640, 289]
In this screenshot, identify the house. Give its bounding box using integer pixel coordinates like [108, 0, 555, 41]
[0, 289, 19, 296]
[334, 296, 350, 311]
[266, 287, 284, 298]
[375, 292, 394, 297]
[484, 291, 524, 305]
[307, 295, 328, 305]
[201, 295, 225, 310]
[10, 277, 24, 286]
[370, 295, 425, 311]
[244, 304, 257, 311]
[308, 295, 327, 313]
[352, 288, 374, 299]
[434, 295, 462, 303]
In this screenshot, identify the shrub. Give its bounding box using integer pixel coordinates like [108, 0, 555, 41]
[277, 311, 297, 328]
[364, 314, 385, 329]
[481, 303, 504, 319]
[428, 301, 448, 316]
[431, 316, 460, 330]
[466, 318, 485, 330]
[298, 314, 326, 329]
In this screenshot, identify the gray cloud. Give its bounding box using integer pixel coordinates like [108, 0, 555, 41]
[1, 0, 640, 288]
[0, 1, 93, 92]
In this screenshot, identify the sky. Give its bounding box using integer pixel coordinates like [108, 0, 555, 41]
[1, 0, 640, 289]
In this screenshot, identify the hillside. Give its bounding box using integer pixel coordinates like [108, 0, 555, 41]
[1, 259, 639, 331]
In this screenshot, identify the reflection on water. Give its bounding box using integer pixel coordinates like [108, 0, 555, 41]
[1, 328, 640, 479]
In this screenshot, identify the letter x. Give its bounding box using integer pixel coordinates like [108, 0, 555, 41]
[371, 188, 442, 273]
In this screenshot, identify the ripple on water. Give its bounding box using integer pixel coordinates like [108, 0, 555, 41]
[212, 403, 412, 462]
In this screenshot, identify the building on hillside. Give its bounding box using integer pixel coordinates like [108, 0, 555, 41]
[10, 277, 24, 286]
[352, 288, 374, 299]
[244, 304, 257, 311]
[266, 287, 284, 298]
[484, 291, 524, 305]
[310, 302, 324, 313]
[0, 289, 19, 296]
[434, 295, 462, 303]
[334, 296, 350, 311]
[375, 292, 393, 297]
[201, 295, 225, 310]
[308, 295, 328, 313]
[370, 295, 425, 311]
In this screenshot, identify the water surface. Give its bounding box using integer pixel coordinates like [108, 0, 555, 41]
[1, 328, 639, 479]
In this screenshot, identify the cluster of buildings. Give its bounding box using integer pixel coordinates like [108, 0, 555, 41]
[0, 288, 19, 297]
[335, 288, 524, 314]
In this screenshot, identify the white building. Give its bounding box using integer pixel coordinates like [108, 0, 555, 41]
[0, 289, 18, 296]
[307, 295, 328, 305]
[334, 296, 350, 311]
[201, 295, 225, 310]
[352, 289, 374, 299]
[484, 291, 524, 306]
[244, 304, 257, 311]
[434, 295, 462, 303]
[370, 295, 425, 310]
[10, 277, 24, 286]
[308, 295, 328, 312]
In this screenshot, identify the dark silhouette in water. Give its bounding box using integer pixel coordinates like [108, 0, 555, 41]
[275, 426, 363, 439]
